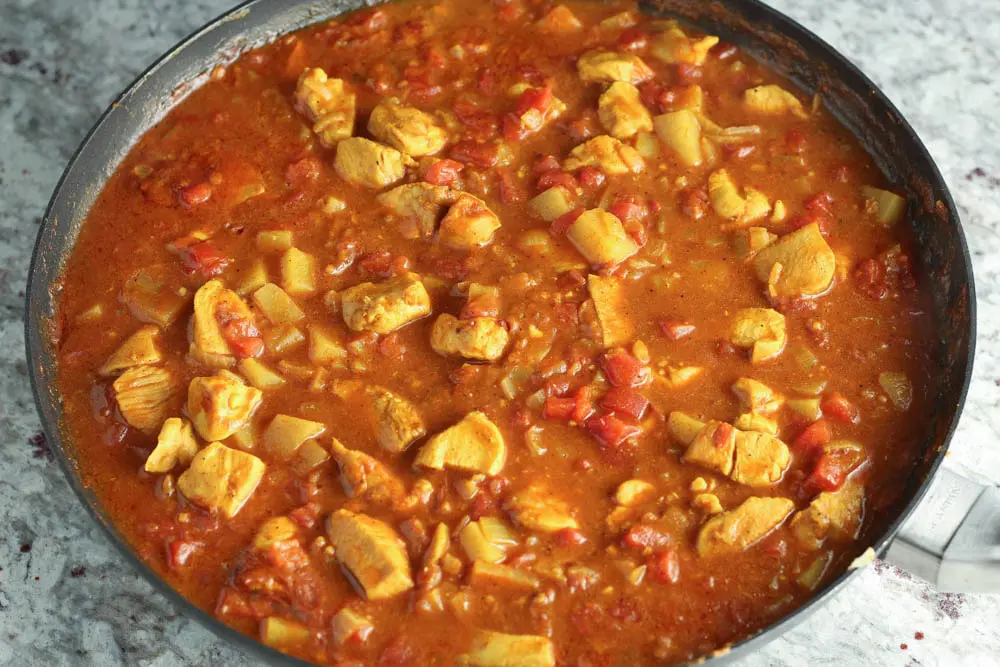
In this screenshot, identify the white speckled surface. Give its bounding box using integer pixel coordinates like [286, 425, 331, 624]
[2, 0, 999, 665]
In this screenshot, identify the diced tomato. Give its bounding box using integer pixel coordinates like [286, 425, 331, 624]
[600, 348, 650, 388]
[648, 548, 680, 584]
[543, 396, 576, 421]
[421, 42, 446, 69]
[285, 155, 321, 186]
[854, 257, 888, 300]
[557, 268, 587, 288]
[586, 414, 641, 447]
[601, 387, 650, 419]
[804, 191, 835, 216]
[178, 241, 229, 278]
[378, 637, 416, 665]
[215, 588, 254, 619]
[495, 167, 523, 204]
[577, 166, 606, 189]
[638, 80, 671, 114]
[358, 250, 393, 278]
[533, 154, 562, 174]
[785, 129, 807, 154]
[658, 319, 695, 341]
[544, 377, 571, 397]
[572, 385, 597, 422]
[618, 27, 648, 51]
[623, 524, 671, 551]
[609, 198, 646, 223]
[537, 170, 578, 193]
[220, 317, 264, 358]
[288, 502, 322, 529]
[515, 82, 553, 117]
[821, 392, 861, 425]
[452, 99, 499, 138]
[792, 419, 831, 456]
[804, 452, 854, 493]
[675, 63, 703, 83]
[424, 158, 463, 186]
[712, 41, 739, 60]
[493, 0, 525, 21]
[555, 528, 589, 547]
[502, 113, 527, 142]
[166, 539, 200, 569]
[712, 422, 734, 448]
[450, 140, 501, 168]
[550, 207, 584, 235]
[680, 186, 709, 220]
[178, 181, 212, 207]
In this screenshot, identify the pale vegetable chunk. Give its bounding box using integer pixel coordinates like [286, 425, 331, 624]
[99, 326, 161, 376]
[327, 509, 414, 600]
[563, 135, 644, 175]
[697, 496, 795, 557]
[254, 516, 298, 550]
[598, 82, 653, 139]
[177, 442, 266, 518]
[252, 283, 306, 324]
[334, 137, 408, 189]
[308, 325, 347, 365]
[707, 169, 770, 223]
[144, 417, 199, 474]
[330, 438, 408, 507]
[879, 371, 913, 411]
[430, 314, 509, 361]
[261, 617, 311, 649]
[682, 421, 736, 477]
[653, 110, 703, 167]
[366, 386, 426, 453]
[239, 358, 285, 390]
[113, 365, 174, 433]
[567, 208, 639, 269]
[587, 274, 635, 347]
[331, 608, 374, 647]
[731, 431, 791, 487]
[280, 247, 317, 296]
[743, 85, 808, 119]
[506, 484, 578, 533]
[862, 186, 906, 227]
[535, 4, 582, 33]
[262, 414, 326, 460]
[667, 411, 705, 445]
[577, 50, 654, 84]
[460, 630, 555, 667]
[368, 99, 448, 157]
[469, 561, 540, 592]
[121, 268, 190, 328]
[341, 273, 432, 334]
[460, 522, 506, 564]
[377, 183, 457, 238]
[187, 370, 263, 441]
[528, 186, 575, 222]
[734, 413, 779, 435]
[651, 25, 719, 64]
[753, 223, 836, 301]
[731, 308, 787, 363]
[439, 193, 502, 250]
[731, 377, 782, 415]
[191, 280, 258, 368]
[415, 411, 506, 475]
[294, 67, 356, 146]
[791, 481, 865, 550]
[256, 230, 293, 253]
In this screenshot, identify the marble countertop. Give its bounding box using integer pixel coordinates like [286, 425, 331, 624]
[2, 0, 999, 664]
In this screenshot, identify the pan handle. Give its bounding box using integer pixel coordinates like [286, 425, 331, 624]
[884, 467, 1000, 592]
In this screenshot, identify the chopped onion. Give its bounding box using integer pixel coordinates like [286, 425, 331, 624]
[879, 371, 913, 411]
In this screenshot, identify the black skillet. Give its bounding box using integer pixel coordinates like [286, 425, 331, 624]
[24, 0, 979, 663]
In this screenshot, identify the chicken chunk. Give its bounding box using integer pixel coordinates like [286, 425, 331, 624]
[577, 50, 654, 84]
[650, 25, 719, 64]
[366, 386, 426, 453]
[414, 411, 506, 475]
[438, 193, 502, 249]
[563, 135, 644, 175]
[145, 417, 199, 474]
[753, 223, 836, 301]
[430, 314, 509, 361]
[177, 442, 266, 518]
[696, 496, 795, 557]
[653, 109, 703, 167]
[459, 630, 555, 667]
[113, 365, 174, 433]
[187, 370, 263, 442]
[190, 280, 259, 368]
[707, 169, 771, 224]
[330, 438, 408, 508]
[376, 183, 457, 238]
[506, 484, 578, 533]
[743, 84, 809, 119]
[566, 208, 639, 270]
[368, 99, 448, 157]
[730, 308, 787, 363]
[731, 431, 791, 487]
[681, 421, 737, 477]
[294, 68, 356, 146]
[327, 509, 414, 600]
[791, 481, 865, 550]
[334, 137, 408, 189]
[731, 378, 782, 415]
[597, 82, 652, 139]
[99, 326, 161, 376]
[341, 273, 432, 334]
[587, 274, 635, 347]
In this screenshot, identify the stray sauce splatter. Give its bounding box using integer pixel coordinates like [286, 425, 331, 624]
[70, 566, 87, 578]
[29, 431, 53, 462]
[914, 631, 924, 640]
[20, 543, 32, 553]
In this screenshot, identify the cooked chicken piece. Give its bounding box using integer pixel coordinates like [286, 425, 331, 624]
[577, 50, 654, 84]
[438, 193, 502, 249]
[99, 326, 161, 376]
[334, 137, 408, 189]
[791, 481, 865, 550]
[731, 377, 782, 415]
[681, 420, 737, 477]
[253, 516, 298, 550]
[376, 183, 457, 238]
[187, 370, 263, 442]
[366, 386, 426, 453]
[693, 492, 724, 514]
[327, 509, 414, 600]
[330, 438, 408, 508]
[707, 169, 770, 224]
[598, 82, 653, 139]
[144, 417, 199, 474]
[459, 630, 555, 667]
[615, 479, 657, 507]
[566, 208, 638, 269]
[697, 496, 795, 556]
[506, 484, 578, 533]
[752, 223, 836, 301]
[743, 84, 809, 119]
[587, 274, 636, 347]
[430, 314, 509, 361]
[368, 99, 448, 157]
[650, 25, 719, 64]
[654, 109, 703, 167]
[190, 280, 259, 368]
[535, 4, 582, 33]
[414, 411, 506, 475]
[261, 414, 326, 460]
[294, 67, 356, 146]
[177, 441, 266, 518]
[341, 273, 432, 334]
[667, 411, 705, 445]
[563, 135, 644, 175]
[730, 308, 787, 363]
[113, 365, 174, 433]
[731, 431, 791, 487]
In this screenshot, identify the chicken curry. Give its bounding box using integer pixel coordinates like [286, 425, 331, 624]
[52, 0, 935, 664]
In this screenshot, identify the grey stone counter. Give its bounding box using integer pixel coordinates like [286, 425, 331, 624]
[1, 0, 998, 664]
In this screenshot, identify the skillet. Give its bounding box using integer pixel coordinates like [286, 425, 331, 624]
[24, 0, 994, 663]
